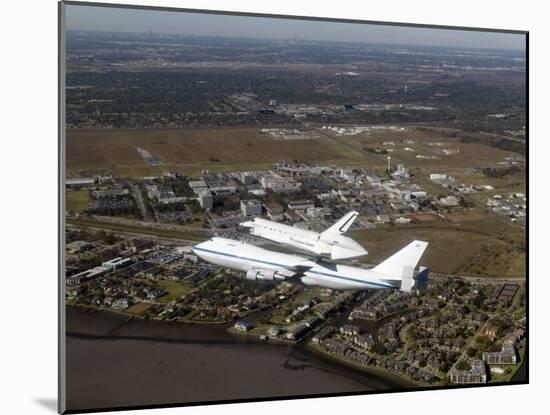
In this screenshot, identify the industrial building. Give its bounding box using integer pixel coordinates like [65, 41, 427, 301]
[483, 342, 517, 365]
[66, 266, 108, 285]
[198, 191, 213, 210]
[340, 168, 360, 184]
[240, 199, 262, 216]
[66, 177, 95, 188]
[102, 257, 133, 271]
[189, 180, 208, 195]
[260, 174, 301, 192]
[391, 164, 410, 179]
[287, 199, 315, 211]
[449, 360, 487, 384]
[239, 172, 256, 186]
[263, 202, 285, 221]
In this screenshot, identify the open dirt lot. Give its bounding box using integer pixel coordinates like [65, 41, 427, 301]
[126, 302, 152, 315]
[67, 127, 380, 177]
[321, 126, 520, 170]
[66, 125, 518, 177]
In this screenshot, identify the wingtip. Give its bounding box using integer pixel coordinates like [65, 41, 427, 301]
[411, 240, 429, 251]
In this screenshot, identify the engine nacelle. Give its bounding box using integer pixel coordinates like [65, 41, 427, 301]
[246, 269, 259, 280]
[246, 269, 287, 281]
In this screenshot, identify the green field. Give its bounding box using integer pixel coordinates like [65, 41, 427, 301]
[66, 126, 522, 178]
[441, 168, 525, 190]
[67, 127, 381, 177]
[322, 126, 519, 170]
[352, 211, 525, 278]
[156, 279, 194, 302]
[66, 190, 90, 213]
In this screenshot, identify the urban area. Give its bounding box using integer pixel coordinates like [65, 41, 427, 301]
[65, 27, 526, 392]
[66, 151, 526, 386]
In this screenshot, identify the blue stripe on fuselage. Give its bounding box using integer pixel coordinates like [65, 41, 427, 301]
[192, 246, 395, 289]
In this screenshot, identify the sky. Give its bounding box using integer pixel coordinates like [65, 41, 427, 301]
[65, 4, 526, 51]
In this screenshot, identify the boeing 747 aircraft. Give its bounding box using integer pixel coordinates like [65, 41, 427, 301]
[240, 211, 368, 261]
[193, 237, 428, 292]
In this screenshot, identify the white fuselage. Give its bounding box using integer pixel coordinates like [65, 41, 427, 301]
[247, 218, 323, 251]
[193, 237, 398, 290]
[240, 217, 367, 260]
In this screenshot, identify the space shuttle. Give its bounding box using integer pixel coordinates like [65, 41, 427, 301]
[240, 211, 368, 261]
[193, 237, 429, 292]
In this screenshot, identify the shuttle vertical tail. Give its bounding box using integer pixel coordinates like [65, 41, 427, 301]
[322, 211, 359, 235]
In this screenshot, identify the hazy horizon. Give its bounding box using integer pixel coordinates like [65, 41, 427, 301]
[65, 4, 526, 52]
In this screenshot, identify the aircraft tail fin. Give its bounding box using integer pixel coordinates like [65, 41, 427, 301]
[323, 211, 359, 235]
[413, 266, 430, 294]
[372, 240, 428, 292]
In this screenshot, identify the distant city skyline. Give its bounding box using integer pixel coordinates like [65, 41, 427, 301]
[65, 4, 526, 51]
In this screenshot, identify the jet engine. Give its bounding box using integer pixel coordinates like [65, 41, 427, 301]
[246, 269, 290, 281]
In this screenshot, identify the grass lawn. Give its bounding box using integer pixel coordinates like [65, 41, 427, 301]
[288, 287, 323, 306]
[67, 127, 373, 177]
[351, 211, 526, 278]
[66, 126, 524, 178]
[442, 168, 525, 190]
[66, 190, 89, 213]
[156, 279, 194, 302]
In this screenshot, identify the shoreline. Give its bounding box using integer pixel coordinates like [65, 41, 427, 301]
[65, 305, 418, 410]
[65, 306, 418, 387]
[65, 305, 417, 378]
[66, 305, 417, 387]
[304, 342, 427, 388]
[63, 303, 527, 411]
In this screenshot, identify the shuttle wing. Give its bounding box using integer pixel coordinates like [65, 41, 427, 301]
[331, 242, 367, 260]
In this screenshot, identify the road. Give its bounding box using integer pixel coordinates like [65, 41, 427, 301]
[66, 222, 201, 245]
[131, 184, 153, 221]
[69, 214, 213, 234]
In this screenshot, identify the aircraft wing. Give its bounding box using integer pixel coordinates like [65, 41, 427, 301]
[288, 264, 314, 274]
[246, 262, 312, 282]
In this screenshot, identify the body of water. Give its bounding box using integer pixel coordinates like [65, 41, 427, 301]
[65, 307, 412, 411]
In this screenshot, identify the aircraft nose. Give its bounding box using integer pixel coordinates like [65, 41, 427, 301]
[192, 240, 207, 254]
